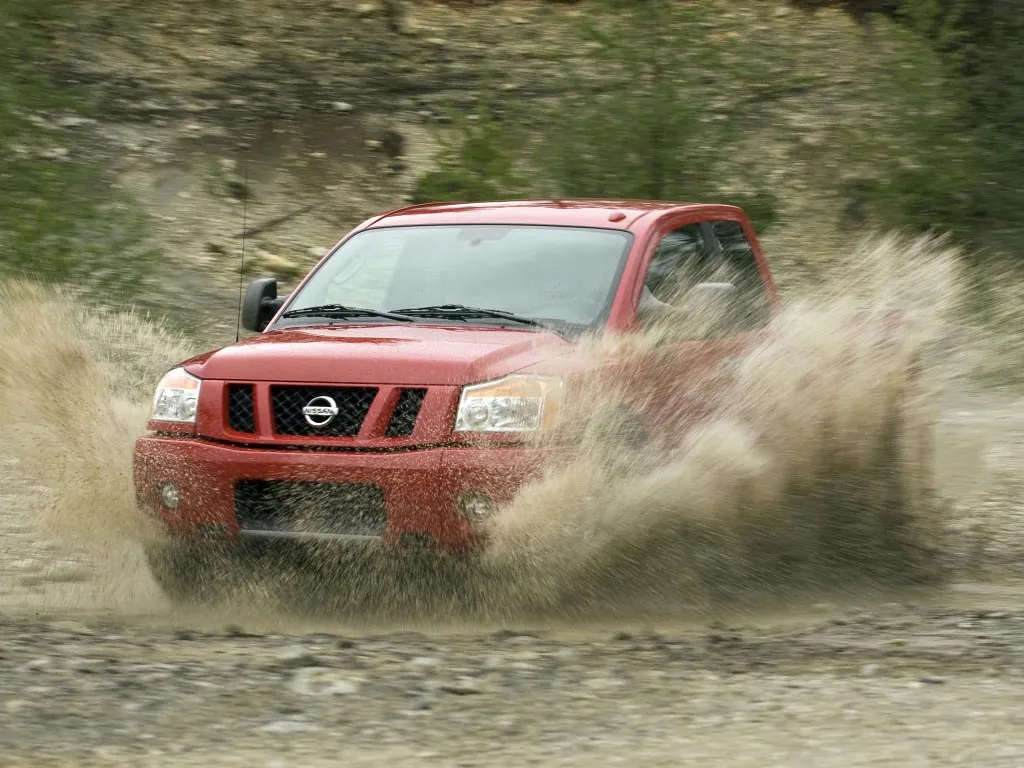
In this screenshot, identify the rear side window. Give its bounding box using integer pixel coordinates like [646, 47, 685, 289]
[709, 220, 771, 329]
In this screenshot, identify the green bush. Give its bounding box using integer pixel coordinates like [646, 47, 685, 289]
[803, 0, 1024, 245]
[415, 0, 780, 231]
[410, 97, 529, 204]
[416, 0, 1021, 249]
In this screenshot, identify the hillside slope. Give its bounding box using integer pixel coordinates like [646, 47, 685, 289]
[17, 0, 954, 342]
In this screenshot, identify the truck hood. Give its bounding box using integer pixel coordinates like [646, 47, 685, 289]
[181, 324, 575, 385]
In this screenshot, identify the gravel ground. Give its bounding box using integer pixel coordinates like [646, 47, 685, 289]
[1, 391, 1023, 767]
[3, 596, 1024, 768]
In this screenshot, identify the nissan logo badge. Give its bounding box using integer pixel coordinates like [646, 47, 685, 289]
[302, 395, 340, 428]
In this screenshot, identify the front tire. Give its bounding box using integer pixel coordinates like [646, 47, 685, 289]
[144, 539, 237, 606]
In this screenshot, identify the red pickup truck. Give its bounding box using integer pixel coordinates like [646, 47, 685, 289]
[134, 199, 929, 601]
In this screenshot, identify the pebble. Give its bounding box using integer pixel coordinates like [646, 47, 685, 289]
[332, 101, 354, 113]
[859, 663, 880, 677]
[6, 699, 28, 714]
[289, 667, 361, 696]
[93, 746, 131, 760]
[276, 645, 320, 669]
[40, 147, 70, 161]
[408, 656, 442, 668]
[583, 677, 626, 690]
[438, 676, 484, 695]
[259, 719, 321, 734]
[56, 116, 93, 128]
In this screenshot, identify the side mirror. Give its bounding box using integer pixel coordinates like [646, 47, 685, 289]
[241, 277, 288, 332]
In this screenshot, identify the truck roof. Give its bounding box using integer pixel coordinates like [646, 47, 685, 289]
[365, 199, 740, 231]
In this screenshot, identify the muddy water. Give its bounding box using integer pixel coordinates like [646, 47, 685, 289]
[0, 234, 1022, 636]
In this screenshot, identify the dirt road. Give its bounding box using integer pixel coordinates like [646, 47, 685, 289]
[3, 588, 1024, 768]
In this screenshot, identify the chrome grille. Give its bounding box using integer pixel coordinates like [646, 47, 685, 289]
[385, 388, 427, 437]
[227, 384, 256, 433]
[270, 386, 377, 437]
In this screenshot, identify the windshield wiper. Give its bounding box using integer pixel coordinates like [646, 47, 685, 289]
[387, 304, 551, 330]
[280, 304, 413, 322]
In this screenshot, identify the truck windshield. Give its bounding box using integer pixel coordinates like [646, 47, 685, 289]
[274, 224, 633, 333]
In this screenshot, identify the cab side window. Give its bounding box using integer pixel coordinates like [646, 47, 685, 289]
[709, 220, 771, 329]
[642, 223, 713, 307]
[639, 219, 771, 335]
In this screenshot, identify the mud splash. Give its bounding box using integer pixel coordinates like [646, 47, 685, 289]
[0, 280, 195, 611]
[0, 233, 1001, 624]
[479, 233, 965, 619]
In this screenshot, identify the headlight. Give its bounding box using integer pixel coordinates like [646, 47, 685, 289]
[151, 367, 202, 424]
[454, 375, 564, 433]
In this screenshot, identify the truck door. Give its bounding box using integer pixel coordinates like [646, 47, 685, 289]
[626, 215, 774, 446]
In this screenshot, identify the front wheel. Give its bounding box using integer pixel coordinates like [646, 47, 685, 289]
[143, 539, 239, 606]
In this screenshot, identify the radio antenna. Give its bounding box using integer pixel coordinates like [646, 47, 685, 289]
[234, 164, 249, 343]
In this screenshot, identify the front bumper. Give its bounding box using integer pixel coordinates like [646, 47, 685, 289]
[133, 436, 547, 553]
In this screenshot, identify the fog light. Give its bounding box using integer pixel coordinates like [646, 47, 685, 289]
[458, 492, 495, 527]
[159, 483, 181, 510]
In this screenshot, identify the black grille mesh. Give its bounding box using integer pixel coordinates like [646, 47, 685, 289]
[227, 384, 256, 433]
[270, 386, 377, 437]
[385, 388, 427, 437]
[234, 480, 386, 536]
